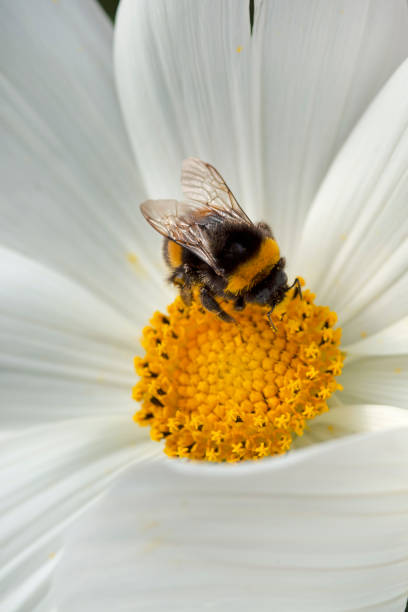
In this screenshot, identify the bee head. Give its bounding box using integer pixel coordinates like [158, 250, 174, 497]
[246, 260, 288, 305]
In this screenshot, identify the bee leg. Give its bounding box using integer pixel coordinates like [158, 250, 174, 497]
[234, 296, 245, 311]
[200, 287, 234, 323]
[169, 267, 194, 306]
[169, 269, 184, 286]
[267, 307, 277, 332]
[288, 277, 303, 300]
[180, 284, 192, 306]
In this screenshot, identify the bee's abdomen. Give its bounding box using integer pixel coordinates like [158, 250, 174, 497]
[226, 238, 280, 294]
[164, 239, 184, 269]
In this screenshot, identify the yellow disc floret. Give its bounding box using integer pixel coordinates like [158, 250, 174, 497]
[133, 282, 344, 462]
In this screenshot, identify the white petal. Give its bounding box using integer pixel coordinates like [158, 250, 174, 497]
[0, 248, 142, 427]
[340, 355, 408, 409]
[296, 59, 408, 344]
[53, 408, 408, 611]
[344, 316, 408, 357]
[0, 416, 159, 612]
[0, 0, 170, 321]
[293, 402, 408, 449]
[115, 0, 408, 258]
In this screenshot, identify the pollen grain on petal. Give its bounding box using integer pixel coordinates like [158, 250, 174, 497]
[133, 286, 344, 462]
[126, 252, 147, 277]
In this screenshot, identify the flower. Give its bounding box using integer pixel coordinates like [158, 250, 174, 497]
[134, 276, 344, 462]
[1, 1, 408, 610]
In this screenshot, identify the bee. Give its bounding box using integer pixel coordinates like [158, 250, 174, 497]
[140, 158, 301, 326]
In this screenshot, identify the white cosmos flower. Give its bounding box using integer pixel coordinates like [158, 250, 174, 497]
[1, 0, 408, 610]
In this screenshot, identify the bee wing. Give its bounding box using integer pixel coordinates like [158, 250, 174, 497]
[140, 199, 223, 273]
[181, 157, 252, 225]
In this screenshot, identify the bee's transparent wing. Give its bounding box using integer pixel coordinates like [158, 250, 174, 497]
[181, 157, 252, 224]
[140, 199, 222, 273]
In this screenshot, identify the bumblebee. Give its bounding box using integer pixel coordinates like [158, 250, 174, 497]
[140, 158, 301, 325]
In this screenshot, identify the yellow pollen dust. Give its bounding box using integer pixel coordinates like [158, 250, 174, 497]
[133, 283, 344, 462]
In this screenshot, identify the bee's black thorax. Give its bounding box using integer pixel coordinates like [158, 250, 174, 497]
[208, 222, 265, 275]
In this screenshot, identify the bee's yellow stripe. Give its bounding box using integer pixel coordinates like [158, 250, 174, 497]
[168, 241, 183, 268]
[226, 238, 280, 294]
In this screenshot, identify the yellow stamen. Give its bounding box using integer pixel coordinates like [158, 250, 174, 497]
[133, 282, 344, 462]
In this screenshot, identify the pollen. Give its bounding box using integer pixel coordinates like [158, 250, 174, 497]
[133, 282, 344, 462]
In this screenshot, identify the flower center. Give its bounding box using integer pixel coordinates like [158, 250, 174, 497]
[133, 282, 344, 462]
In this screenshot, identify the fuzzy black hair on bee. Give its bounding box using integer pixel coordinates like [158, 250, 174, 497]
[140, 158, 301, 325]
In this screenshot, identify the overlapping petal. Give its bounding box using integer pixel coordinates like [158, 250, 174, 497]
[343, 316, 408, 357]
[0, 248, 138, 427]
[294, 403, 408, 448]
[296, 59, 408, 345]
[340, 356, 408, 409]
[53, 408, 408, 612]
[0, 417, 158, 612]
[0, 250, 156, 611]
[115, 0, 408, 257]
[0, 0, 170, 323]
